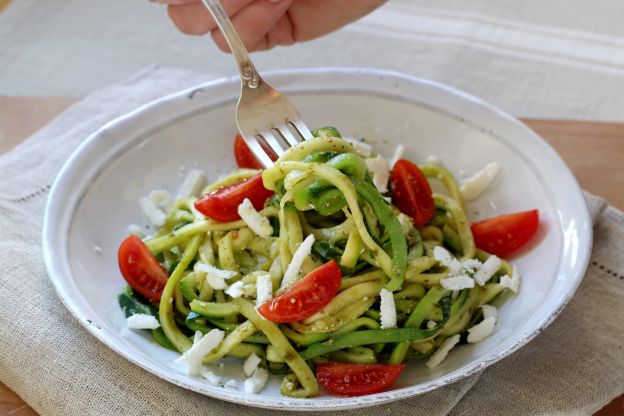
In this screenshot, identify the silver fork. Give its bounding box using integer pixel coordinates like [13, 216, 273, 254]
[202, 0, 314, 168]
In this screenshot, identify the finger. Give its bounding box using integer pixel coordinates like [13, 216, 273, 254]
[210, 0, 294, 52]
[252, 12, 296, 51]
[167, 0, 254, 36]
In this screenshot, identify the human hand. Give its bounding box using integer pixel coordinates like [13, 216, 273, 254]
[152, 0, 386, 52]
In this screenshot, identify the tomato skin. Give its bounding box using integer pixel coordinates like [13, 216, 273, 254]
[316, 363, 406, 396]
[389, 159, 435, 225]
[234, 134, 277, 169]
[258, 260, 342, 323]
[118, 235, 168, 302]
[471, 209, 539, 257]
[194, 174, 274, 222]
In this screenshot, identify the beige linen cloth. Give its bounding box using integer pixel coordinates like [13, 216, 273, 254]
[0, 67, 622, 416]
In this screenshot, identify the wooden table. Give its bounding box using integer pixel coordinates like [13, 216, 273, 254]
[0, 96, 622, 415]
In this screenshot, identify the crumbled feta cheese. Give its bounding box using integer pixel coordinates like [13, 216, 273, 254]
[440, 274, 475, 291]
[379, 288, 397, 329]
[460, 162, 501, 201]
[461, 259, 482, 275]
[243, 367, 269, 394]
[126, 314, 160, 330]
[243, 352, 262, 377]
[481, 304, 498, 320]
[365, 155, 391, 193]
[473, 255, 502, 286]
[149, 190, 172, 209]
[200, 368, 221, 386]
[128, 224, 145, 237]
[426, 334, 460, 369]
[426, 155, 441, 165]
[256, 273, 273, 306]
[500, 265, 520, 293]
[174, 329, 224, 376]
[140, 197, 166, 227]
[237, 198, 273, 238]
[178, 169, 205, 199]
[433, 246, 462, 275]
[280, 234, 315, 289]
[344, 137, 373, 157]
[389, 144, 405, 168]
[467, 317, 496, 343]
[224, 379, 237, 390]
[426, 320, 437, 329]
[195, 263, 237, 290]
[284, 170, 309, 191]
[93, 245, 102, 254]
[225, 281, 245, 298]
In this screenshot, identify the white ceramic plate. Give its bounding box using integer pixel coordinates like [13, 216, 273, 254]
[42, 68, 592, 411]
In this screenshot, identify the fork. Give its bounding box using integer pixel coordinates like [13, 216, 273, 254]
[202, 0, 314, 168]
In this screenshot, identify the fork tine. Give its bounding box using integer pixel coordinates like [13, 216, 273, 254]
[274, 125, 300, 148]
[289, 119, 314, 140]
[241, 134, 274, 168]
[257, 130, 286, 157]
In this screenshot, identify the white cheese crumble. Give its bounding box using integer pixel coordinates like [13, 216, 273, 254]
[195, 263, 237, 290]
[440, 274, 475, 291]
[225, 281, 245, 299]
[284, 170, 309, 191]
[389, 144, 405, 168]
[126, 314, 160, 330]
[426, 155, 441, 165]
[426, 320, 437, 330]
[243, 367, 270, 394]
[237, 198, 273, 238]
[200, 368, 221, 386]
[256, 273, 273, 306]
[178, 169, 205, 199]
[473, 255, 502, 286]
[243, 352, 262, 377]
[224, 379, 237, 390]
[500, 265, 520, 293]
[397, 213, 414, 236]
[461, 259, 482, 275]
[480, 304, 498, 320]
[128, 224, 145, 237]
[460, 162, 501, 201]
[467, 317, 496, 343]
[344, 137, 373, 157]
[379, 288, 397, 329]
[149, 190, 172, 209]
[365, 155, 391, 193]
[426, 334, 460, 369]
[433, 246, 462, 275]
[174, 329, 224, 376]
[280, 234, 315, 289]
[139, 197, 166, 227]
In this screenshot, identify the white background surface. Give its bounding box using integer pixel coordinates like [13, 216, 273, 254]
[2, 0, 624, 121]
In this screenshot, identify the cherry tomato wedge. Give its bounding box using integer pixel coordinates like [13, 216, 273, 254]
[194, 174, 274, 222]
[471, 209, 539, 257]
[389, 159, 435, 225]
[316, 363, 406, 396]
[118, 235, 168, 302]
[258, 260, 342, 323]
[234, 134, 278, 169]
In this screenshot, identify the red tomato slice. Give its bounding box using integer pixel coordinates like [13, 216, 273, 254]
[471, 209, 539, 257]
[118, 235, 168, 302]
[258, 260, 342, 323]
[234, 134, 277, 169]
[316, 363, 406, 396]
[194, 174, 274, 222]
[389, 159, 435, 225]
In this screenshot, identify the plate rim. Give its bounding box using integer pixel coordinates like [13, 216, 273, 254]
[42, 67, 593, 411]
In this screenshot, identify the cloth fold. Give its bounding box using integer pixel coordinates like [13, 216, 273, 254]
[0, 67, 622, 416]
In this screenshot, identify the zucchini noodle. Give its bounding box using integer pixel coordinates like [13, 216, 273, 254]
[119, 128, 522, 398]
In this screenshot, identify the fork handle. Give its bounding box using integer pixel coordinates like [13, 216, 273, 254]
[202, 0, 260, 88]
